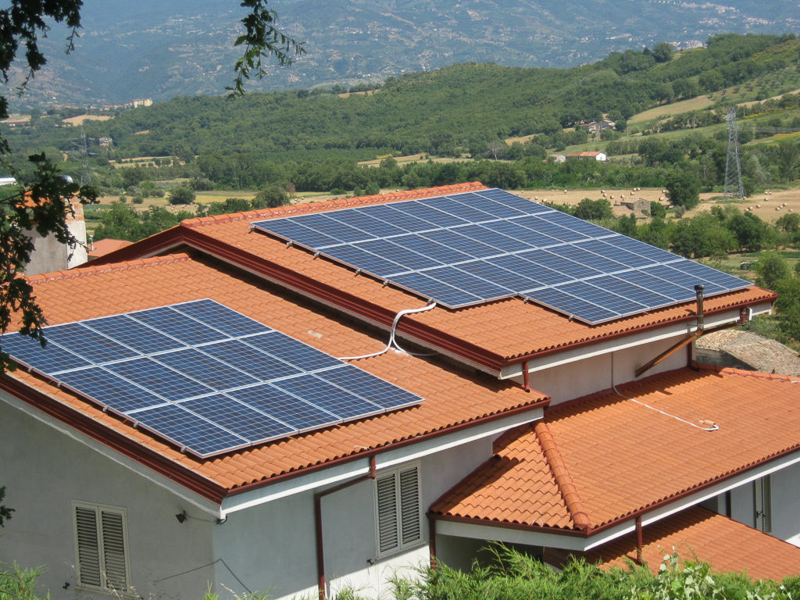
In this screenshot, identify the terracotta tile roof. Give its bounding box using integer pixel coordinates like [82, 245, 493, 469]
[126, 183, 771, 367]
[583, 506, 800, 581]
[431, 367, 800, 532]
[7, 253, 547, 500]
[88, 238, 132, 258]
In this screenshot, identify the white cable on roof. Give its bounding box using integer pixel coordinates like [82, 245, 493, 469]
[612, 384, 719, 432]
[611, 353, 718, 432]
[338, 302, 438, 361]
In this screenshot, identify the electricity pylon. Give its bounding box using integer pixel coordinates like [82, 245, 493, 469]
[724, 107, 744, 200]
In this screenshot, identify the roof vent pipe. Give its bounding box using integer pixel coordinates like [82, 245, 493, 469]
[694, 284, 705, 332]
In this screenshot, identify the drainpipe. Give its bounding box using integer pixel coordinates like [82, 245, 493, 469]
[635, 515, 644, 564]
[522, 360, 531, 392]
[428, 515, 438, 569]
[315, 456, 377, 600]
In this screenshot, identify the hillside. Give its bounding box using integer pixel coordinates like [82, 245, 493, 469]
[6, 0, 799, 108]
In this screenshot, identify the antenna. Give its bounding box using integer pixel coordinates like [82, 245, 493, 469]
[724, 107, 744, 200]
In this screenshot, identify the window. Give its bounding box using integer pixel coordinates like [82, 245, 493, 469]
[754, 475, 772, 533]
[73, 502, 130, 592]
[375, 464, 422, 556]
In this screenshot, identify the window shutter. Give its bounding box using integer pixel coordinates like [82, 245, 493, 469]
[75, 506, 102, 588]
[399, 467, 421, 545]
[376, 474, 399, 554]
[74, 503, 129, 592]
[101, 510, 129, 592]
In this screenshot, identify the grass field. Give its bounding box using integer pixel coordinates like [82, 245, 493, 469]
[629, 95, 716, 124]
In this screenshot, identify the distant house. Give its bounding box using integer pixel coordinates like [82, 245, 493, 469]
[1, 183, 798, 600]
[581, 119, 616, 133]
[564, 150, 607, 161]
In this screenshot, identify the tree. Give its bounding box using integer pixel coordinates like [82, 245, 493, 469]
[665, 169, 701, 209]
[574, 198, 613, 221]
[168, 184, 196, 205]
[253, 184, 289, 209]
[0, 1, 302, 371]
[652, 41, 675, 63]
[754, 252, 791, 290]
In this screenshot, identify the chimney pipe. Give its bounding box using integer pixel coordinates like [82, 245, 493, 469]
[694, 284, 705, 332]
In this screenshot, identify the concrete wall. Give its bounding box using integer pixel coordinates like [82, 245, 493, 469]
[0, 399, 215, 600]
[213, 437, 493, 600]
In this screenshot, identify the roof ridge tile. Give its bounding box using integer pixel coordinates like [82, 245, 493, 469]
[534, 421, 592, 531]
[181, 182, 489, 228]
[25, 253, 192, 284]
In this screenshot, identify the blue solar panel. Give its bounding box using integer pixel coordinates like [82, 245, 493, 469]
[155, 348, 259, 391]
[131, 307, 228, 346]
[132, 403, 247, 456]
[1, 333, 90, 374]
[251, 188, 752, 324]
[173, 299, 272, 338]
[392, 234, 474, 265]
[322, 365, 422, 410]
[228, 383, 337, 430]
[180, 394, 294, 441]
[242, 332, 343, 371]
[84, 315, 185, 355]
[3, 300, 424, 458]
[272, 374, 383, 420]
[44, 323, 139, 364]
[57, 367, 165, 412]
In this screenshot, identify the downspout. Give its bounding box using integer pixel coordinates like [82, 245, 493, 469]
[635, 515, 644, 564]
[522, 360, 531, 392]
[315, 456, 377, 600]
[429, 515, 438, 569]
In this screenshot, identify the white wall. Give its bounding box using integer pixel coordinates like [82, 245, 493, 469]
[213, 436, 494, 600]
[767, 465, 800, 545]
[522, 339, 688, 405]
[0, 399, 215, 600]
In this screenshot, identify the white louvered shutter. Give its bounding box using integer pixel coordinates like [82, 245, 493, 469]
[101, 510, 129, 592]
[399, 467, 421, 545]
[75, 506, 102, 588]
[74, 504, 129, 592]
[376, 473, 399, 553]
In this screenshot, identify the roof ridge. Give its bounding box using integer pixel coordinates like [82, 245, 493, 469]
[534, 420, 592, 531]
[25, 253, 192, 284]
[181, 182, 489, 228]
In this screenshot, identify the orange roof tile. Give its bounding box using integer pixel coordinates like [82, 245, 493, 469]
[7, 253, 547, 501]
[431, 367, 800, 532]
[88, 238, 132, 258]
[584, 506, 800, 581]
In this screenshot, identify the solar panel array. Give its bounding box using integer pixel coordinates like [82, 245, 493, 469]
[1, 299, 422, 457]
[252, 189, 750, 324]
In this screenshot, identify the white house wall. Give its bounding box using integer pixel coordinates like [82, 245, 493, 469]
[772, 463, 800, 545]
[212, 436, 493, 600]
[0, 400, 215, 600]
[521, 340, 687, 405]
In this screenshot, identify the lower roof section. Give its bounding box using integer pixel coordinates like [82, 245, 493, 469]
[430, 366, 800, 534]
[578, 506, 800, 582]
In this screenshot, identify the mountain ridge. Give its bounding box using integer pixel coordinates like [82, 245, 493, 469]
[7, 0, 799, 108]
